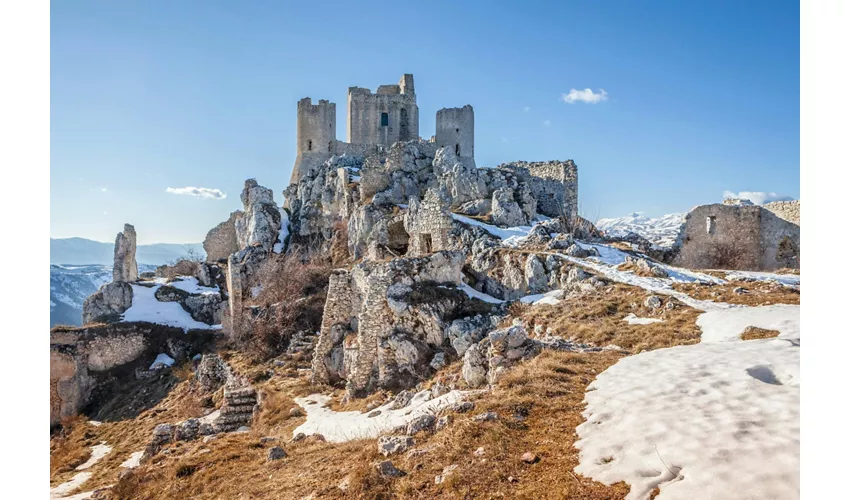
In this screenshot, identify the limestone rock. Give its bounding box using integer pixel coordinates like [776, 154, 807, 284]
[406, 414, 436, 435]
[377, 435, 415, 456]
[235, 179, 282, 251]
[113, 224, 139, 282]
[491, 188, 527, 227]
[435, 464, 459, 485]
[524, 254, 547, 293]
[644, 295, 662, 309]
[82, 281, 133, 324]
[376, 460, 406, 478]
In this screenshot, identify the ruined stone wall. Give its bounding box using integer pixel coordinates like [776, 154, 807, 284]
[311, 270, 356, 385]
[347, 74, 418, 147]
[404, 189, 454, 256]
[764, 200, 800, 225]
[672, 204, 799, 270]
[436, 105, 474, 165]
[203, 211, 242, 263]
[498, 160, 579, 222]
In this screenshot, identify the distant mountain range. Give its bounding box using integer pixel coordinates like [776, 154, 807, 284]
[50, 237, 204, 266]
[595, 212, 686, 248]
[50, 237, 203, 327]
[50, 263, 156, 327]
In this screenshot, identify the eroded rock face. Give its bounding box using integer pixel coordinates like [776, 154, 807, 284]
[82, 281, 133, 324]
[311, 251, 500, 397]
[235, 179, 281, 251]
[113, 224, 139, 283]
[491, 188, 527, 227]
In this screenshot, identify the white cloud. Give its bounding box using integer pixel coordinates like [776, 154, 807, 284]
[166, 186, 227, 200]
[560, 88, 609, 104]
[722, 190, 795, 205]
[543, 119, 551, 127]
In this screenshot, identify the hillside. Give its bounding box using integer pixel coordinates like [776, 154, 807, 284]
[595, 212, 686, 248]
[50, 238, 204, 266]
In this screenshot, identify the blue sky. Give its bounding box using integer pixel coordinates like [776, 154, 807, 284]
[51, 0, 800, 244]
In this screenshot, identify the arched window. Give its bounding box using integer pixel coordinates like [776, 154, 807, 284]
[455, 144, 460, 156]
[307, 140, 312, 151]
[380, 112, 389, 127]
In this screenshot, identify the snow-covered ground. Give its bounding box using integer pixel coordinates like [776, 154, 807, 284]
[575, 298, 800, 499]
[725, 270, 800, 288]
[292, 389, 471, 442]
[520, 289, 565, 305]
[121, 282, 221, 331]
[622, 313, 663, 325]
[164, 276, 220, 295]
[595, 212, 686, 248]
[451, 213, 534, 243]
[458, 283, 504, 304]
[273, 208, 290, 254]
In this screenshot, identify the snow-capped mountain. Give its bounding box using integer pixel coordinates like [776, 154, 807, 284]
[50, 238, 204, 266]
[50, 264, 159, 327]
[595, 212, 686, 248]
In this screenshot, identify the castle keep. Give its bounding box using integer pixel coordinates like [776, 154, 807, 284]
[291, 74, 475, 184]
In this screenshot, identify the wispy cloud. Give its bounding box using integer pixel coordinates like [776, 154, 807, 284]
[543, 120, 551, 127]
[101, 187, 108, 192]
[722, 190, 794, 205]
[166, 186, 227, 200]
[560, 88, 609, 104]
[523, 106, 531, 113]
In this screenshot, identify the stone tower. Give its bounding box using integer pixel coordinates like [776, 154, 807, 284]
[436, 105, 474, 165]
[347, 74, 419, 147]
[291, 98, 337, 185]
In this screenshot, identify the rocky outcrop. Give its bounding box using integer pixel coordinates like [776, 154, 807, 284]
[203, 211, 243, 263]
[82, 281, 133, 324]
[113, 224, 139, 282]
[235, 179, 282, 251]
[462, 325, 541, 388]
[311, 250, 501, 397]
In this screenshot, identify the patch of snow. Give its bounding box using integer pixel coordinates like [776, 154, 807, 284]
[458, 283, 504, 304]
[697, 304, 800, 343]
[250, 285, 263, 298]
[168, 276, 219, 295]
[519, 289, 565, 305]
[622, 313, 663, 325]
[150, 353, 176, 370]
[725, 270, 800, 287]
[575, 300, 800, 500]
[292, 389, 471, 442]
[451, 213, 533, 242]
[122, 283, 222, 331]
[87, 421, 102, 427]
[75, 442, 112, 471]
[119, 451, 144, 469]
[50, 472, 92, 499]
[350, 175, 361, 182]
[273, 208, 290, 254]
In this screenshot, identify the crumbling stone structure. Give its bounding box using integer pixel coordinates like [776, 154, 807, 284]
[673, 203, 800, 271]
[203, 210, 243, 263]
[764, 200, 800, 226]
[404, 189, 454, 256]
[310, 251, 500, 398]
[113, 224, 139, 282]
[50, 322, 211, 427]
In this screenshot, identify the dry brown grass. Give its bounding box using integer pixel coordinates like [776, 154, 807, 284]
[511, 284, 702, 353]
[616, 260, 658, 278]
[672, 280, 799, 306]
[775, 267, 800, 275]
[91, 351, 632, 500]
[50, 416, 94, 478]
[741, 326, 780, 340]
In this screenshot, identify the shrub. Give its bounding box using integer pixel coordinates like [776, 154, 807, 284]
[236, 248, 332, 359]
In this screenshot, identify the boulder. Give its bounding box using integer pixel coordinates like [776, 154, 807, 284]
[491, 188, 527, 227]
[235, 179, 282, 251]
[81, 281, 133, 324]
[113, 224, 139, 282]
[377, 435, 415, 456]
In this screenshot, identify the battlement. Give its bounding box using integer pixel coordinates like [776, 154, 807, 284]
[347, 74, 419, 146]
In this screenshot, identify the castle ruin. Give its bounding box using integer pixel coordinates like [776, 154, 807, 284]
[291, 74, 475, 185]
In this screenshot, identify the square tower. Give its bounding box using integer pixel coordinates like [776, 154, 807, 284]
[347, 74, 419, 146]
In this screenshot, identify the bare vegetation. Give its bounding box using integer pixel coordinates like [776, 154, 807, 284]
[672, 280, 799, 306]
[511, 284, 703, 353]
[741, 326, 781, 340]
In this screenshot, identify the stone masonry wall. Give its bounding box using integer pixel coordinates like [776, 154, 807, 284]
[203, 211, 242, 263]
[763, 200, 800, 225]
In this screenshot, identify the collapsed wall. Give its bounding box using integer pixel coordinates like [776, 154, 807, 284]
[50, 323, 211, 427]
[763, 200, 800, 226]
[673, 203, 800, 271]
